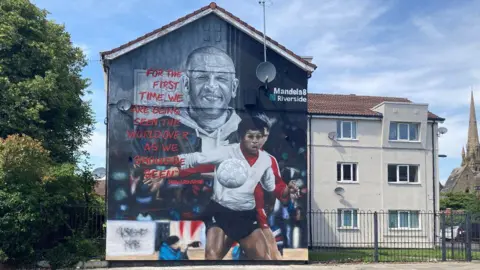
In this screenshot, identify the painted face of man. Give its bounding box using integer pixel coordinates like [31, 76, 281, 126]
[241, 130, 264, 155]
[187, 52, 238, 116]
[258, 127, 270, 149]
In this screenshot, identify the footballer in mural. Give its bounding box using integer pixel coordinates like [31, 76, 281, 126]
[105, 12, 309, 261]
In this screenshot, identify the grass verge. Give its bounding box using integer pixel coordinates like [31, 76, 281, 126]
[309, 248, 480, 263]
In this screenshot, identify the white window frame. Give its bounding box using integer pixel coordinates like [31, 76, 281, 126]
[337, 120, 357, 140]
[388, 210, 421, 230]
[337, 162, 358, 183]
[337, 209, 359, 229]
[389, 122, 420, 142]
[388, 164, 419, 184]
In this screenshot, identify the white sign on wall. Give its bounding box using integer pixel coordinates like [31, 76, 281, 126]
[106, 220, 157, 256]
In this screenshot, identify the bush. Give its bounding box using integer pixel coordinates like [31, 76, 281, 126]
[0, 135, 57, 265]
[43, 234, 102, 270]
[0, 135, 100, 267]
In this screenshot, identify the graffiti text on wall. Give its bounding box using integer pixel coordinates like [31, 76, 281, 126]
[117, 226, 149, 251]
[107, 221, 156, 256]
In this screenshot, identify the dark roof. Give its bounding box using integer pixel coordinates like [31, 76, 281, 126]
[307, 93, 444, 121]
[100, 2, 316, 71]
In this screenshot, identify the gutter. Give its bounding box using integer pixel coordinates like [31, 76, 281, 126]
[307, 112, 444, 122]
[429, 117, 445, 122]
[431, 120, 437, 246]
[308, 113, 382, 119]
[101, 54, 110, 217]
[308, 115, 313, 248]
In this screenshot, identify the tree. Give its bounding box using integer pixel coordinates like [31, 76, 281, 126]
[0, 0, 94, 163]
[440, 191, 480, 213]
[0, 135, 100, 267]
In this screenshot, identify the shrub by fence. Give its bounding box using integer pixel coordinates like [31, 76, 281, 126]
[28, 205, 106, 269]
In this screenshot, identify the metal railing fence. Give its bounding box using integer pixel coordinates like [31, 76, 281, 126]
[308, 210, 480, 263]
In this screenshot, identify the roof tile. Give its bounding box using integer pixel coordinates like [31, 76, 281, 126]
[307, 93, 443, 120]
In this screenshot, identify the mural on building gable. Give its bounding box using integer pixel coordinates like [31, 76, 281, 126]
[105, 13, 309, 261]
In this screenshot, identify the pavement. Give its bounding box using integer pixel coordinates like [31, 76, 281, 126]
[97, 262, 480, 270]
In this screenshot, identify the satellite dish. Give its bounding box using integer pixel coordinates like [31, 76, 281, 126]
[334, 187, 345, 195]
[256, 61, 276, 83]
[328, 132, 337, 140]
[116, 99, 132, 112]
[93, 167, 106, 180]
[438, 127, 448, 135]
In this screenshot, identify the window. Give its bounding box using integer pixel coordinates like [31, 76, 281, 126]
[337, 209, 358, 228]
[389, 122, 419, 141]
[336, 120, 357, 139]
[388, 211, 420, 229]
[337, 163, 357, 182]
[387, 164, 419, 183]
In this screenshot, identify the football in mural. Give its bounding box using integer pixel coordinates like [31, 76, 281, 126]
[216, 158, 249, 188]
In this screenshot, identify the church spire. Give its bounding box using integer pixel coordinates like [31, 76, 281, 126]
[467, 90, 479, 158]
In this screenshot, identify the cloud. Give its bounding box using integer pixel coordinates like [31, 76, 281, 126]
[81, 123, 106, 162]
[74, 43, 91, 58]
[438, 114, 468, 158]
[37, 0, 143, 19]
[228, 0, 478, 164]
[412, 16, 445, 39]
[34, 0, 479, 174]
[268, 0, 480, 111]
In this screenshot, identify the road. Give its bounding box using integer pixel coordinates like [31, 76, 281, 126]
[95, 262, 480, 270]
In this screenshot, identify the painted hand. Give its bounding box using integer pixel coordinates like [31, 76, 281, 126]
[287, 180, 300, 199]
[143, 169, 163, 185]
[149, 181, 163, 193]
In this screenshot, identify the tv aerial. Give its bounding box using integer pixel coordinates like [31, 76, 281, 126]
[328, 131, 337, 140]
[92, 167, 106, 180]
[256, 61, 276, 83]
[334, 187, 345, 196]
[109, 98, 132, 113]
[116, 99, 132, 112]
[438, 127, 448, 136]
[256, 0, 276, 85]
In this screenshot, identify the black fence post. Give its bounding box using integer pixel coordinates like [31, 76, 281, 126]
[374, 211, 379, 263]
[309, 210, 313, 249]
[466, 212, 472, 262]
[441, 213, 446, 261]
[450, 213, 454, 259]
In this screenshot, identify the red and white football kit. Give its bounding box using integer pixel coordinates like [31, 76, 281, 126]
[179, 143, 275, 211]
[177, 149, 288, 228]
[254, 154, 288, 228]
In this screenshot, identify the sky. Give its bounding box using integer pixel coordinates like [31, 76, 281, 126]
[31, 0, 480, 184]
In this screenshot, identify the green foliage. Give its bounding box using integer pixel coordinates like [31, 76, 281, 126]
[0, 135, 58, 264]
[440, 192, 480, 212]
[0, 0, 94, 163]
[0, 135, 100, 266]
[43, 234, 101, 270]
[0, 250, 7, 263]
[0, 1, 101, 267]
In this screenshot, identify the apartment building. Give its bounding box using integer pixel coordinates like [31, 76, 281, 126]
[307, 93, 445, 248]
